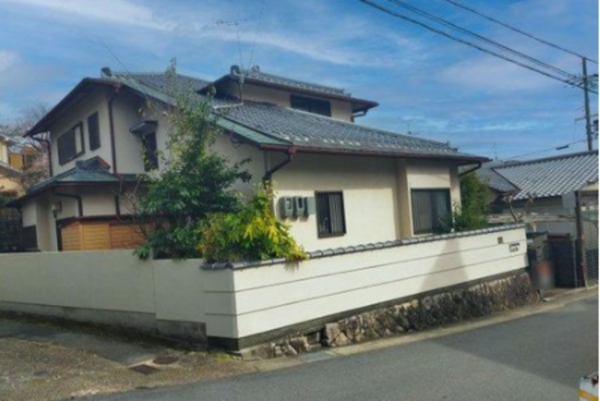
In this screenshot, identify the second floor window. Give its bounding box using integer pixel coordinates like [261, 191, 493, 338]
[142, 132, 158, 171]
[88, 112, 101, 151]
[57, 122, 84, 165]
[290, 95, 331, 117]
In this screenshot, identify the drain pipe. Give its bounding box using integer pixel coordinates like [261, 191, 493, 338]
[108, 83, 122, 174]
[459, 161, 483, 176]
[262, 146, 296, 184]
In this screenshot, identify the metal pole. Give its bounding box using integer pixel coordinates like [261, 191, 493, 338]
[574, 190, 588, 288]
[582, 57, 594, 151]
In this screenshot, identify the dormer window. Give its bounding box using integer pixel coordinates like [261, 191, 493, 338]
[290, 95, 331, 117]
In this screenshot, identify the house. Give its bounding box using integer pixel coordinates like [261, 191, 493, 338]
[0, 134, 25, 198]
[13, 65, 487, 252]
[477, 151, 599, 233]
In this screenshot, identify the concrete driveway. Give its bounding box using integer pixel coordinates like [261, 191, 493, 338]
[0, 315, 254, 401]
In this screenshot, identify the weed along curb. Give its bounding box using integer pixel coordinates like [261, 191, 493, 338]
[238, 271, 536, 359]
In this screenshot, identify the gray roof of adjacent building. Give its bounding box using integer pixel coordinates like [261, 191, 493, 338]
[478, 151, 599, 200]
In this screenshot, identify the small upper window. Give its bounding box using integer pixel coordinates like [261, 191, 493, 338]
[411, 189, 451, 234]
[142, 132, 159, 171]
[57, 122, 84, 165]
[290, 95, 331, 117]
[316, 191, 346, 238]
[88, 112, 101, 151]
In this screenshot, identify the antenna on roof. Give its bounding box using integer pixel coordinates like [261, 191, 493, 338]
[101, 66, 112, 78]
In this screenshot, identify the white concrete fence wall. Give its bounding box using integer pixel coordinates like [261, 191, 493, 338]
[0, 226, 528, 348]
[206, 226, 528, 346]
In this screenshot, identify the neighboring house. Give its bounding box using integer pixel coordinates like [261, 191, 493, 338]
[0, 134, 25, 197]
[477, 151, 599, 233]
[13, 65, 486, 252]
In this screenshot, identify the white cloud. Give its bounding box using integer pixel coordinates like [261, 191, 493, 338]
[439, 56, 558, 93]
[0, 50, 18, 75]
[0, 0, 173, 31]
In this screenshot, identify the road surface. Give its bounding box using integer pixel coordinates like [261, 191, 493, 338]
[91, 294, 598, 401]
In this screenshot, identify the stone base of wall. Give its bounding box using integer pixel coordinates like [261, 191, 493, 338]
[247, 271, 536, 358]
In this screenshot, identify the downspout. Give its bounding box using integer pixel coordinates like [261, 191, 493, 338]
[459, 161, 482, 176]
[108, 83, 122, 174]
[262, 146, 296, 184]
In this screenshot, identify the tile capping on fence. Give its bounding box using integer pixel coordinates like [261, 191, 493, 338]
[200, 223, 526, 271]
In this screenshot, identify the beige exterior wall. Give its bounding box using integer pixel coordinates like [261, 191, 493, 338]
[49, 89, 112, 175]
[224, 82, 354, 122]
[205, 226, 527, 339]
[0, 140, 8, 164]
[272, 154, 461, 251]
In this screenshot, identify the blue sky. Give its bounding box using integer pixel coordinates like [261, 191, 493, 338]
[0, 0, 597, 160]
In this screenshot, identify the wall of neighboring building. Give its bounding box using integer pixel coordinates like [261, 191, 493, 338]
[50, 88, 112, 175]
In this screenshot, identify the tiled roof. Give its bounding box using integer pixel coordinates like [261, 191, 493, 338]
[108, 72, 483, 161]
[14, 157, 136, 205]
[242, 67, 349, 97]
[112, 72, 210, 94]
[480, 151, 599, 200]
[221, 101, 480, 159]
[476, 161, 519, 193]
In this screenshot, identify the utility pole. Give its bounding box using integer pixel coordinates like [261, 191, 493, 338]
[582, 57, 594, 151]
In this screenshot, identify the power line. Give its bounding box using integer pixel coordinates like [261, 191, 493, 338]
[359, 0, 597, 94]
[386, 0, 577, 80]
[442, 0, 599, 64]
[504, 139, 589, 161]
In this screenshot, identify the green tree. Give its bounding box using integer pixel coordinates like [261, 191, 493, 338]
[133, 62, 250, 259]
[442, 172, 490, 232]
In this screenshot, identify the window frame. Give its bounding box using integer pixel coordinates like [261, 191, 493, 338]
[57, 122, 85, 165]
[87, 112, 101, 151]
[411, 188, 452, 235]
[315, 191, 347, 238]
[290, 95, 332, 117]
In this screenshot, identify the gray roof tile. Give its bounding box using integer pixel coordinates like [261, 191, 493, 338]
[485, 151, 598, 200]
[113, 71, 484, 161]
[221, 101, 480, 159]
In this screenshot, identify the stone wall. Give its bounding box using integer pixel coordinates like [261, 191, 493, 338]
[259, 271, 535, 358]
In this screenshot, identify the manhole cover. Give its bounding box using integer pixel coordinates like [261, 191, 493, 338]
[153, 355, 179, 365]
[129, 364, 160, 375]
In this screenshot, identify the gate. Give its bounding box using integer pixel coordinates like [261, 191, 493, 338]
[580, 192, 598, 285]
[0, 206, 22, 252]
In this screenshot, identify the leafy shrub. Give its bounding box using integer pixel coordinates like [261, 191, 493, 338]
[198, 184, 307, 263]
[440, 172, 490, 233]
[133, 61, 250, 259]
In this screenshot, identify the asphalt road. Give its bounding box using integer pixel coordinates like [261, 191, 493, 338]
[91, 294, 598, 401]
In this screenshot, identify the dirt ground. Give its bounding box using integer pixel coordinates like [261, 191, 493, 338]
[0, 315, 256, 401]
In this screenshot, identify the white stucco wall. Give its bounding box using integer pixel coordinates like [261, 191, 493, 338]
[204, 226, 528, 339]
[272, 153, 400, 252]
[50, 88, 112, 175]
[225, 82, 354, 122]
[0, 226, 527, 344]
[272, 154, 461, 251]
[0, 251, 211, 334]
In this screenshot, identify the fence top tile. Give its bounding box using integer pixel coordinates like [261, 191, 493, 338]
[200, 223, 526, 271]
